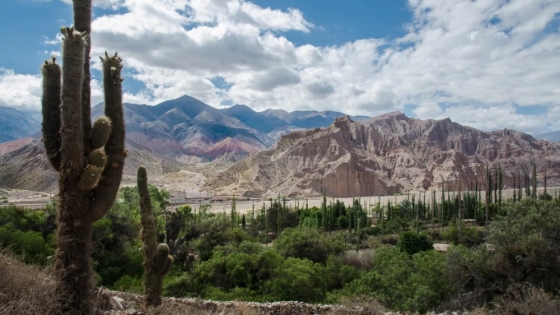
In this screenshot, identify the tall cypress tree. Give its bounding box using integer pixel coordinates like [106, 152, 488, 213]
[231, 195, 236, 229]
[486, 164, 491, 224]
[518, 169, 522, 200]
[513, 175, 517, 203]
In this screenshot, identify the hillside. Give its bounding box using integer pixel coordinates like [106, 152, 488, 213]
[0, 138, 185, 192]
[205, 112, 560, 198]
[0, 106, 40, 142]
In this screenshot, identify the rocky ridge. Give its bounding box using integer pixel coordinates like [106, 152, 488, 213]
[205, 112, 560, 198]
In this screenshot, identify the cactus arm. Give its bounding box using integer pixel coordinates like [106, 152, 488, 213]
[90, 53, 125, 221]
[159, 256, 174, 276]
[154, 244, 170, 271]
[60, 27, 87, 177]
[41, 57, 62, 172]
[73, 0, 93, 156]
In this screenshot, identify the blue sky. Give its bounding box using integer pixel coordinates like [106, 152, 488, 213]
[0, 0, 559, 134]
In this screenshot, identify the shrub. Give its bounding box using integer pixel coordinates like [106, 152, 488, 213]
[397, 231, 433, 255]
[274, 228, 335, 264]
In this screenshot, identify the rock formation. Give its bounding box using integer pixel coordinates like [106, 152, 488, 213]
[205, 112, 560, 198]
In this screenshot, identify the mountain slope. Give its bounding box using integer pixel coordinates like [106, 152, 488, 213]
[0, 139, 185, 192]
[221, 104, 288, 134]
[205, 113, 560, 198]
[0, 106, 41, 143]
[93, 96, 274, 160]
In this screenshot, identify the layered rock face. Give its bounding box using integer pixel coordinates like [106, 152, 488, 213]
[205, 112, 560, 198]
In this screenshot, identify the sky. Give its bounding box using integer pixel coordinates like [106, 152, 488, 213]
[0, 0, 559, 134]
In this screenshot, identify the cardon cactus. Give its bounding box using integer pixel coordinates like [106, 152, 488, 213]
[138, 166, 174, 307]
[40, 1, 126, 313]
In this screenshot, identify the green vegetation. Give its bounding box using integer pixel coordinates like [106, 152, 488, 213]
[2, 171, 560, 313]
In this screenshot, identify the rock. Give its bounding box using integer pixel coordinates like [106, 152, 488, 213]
[110, 296, 125, 311]
[206, 112, 560, 198]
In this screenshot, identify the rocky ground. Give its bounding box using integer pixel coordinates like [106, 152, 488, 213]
[96, 287, 479, 315]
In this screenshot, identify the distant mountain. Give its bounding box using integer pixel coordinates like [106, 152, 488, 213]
[0, 138, 185, 192]
[534, 131, 560, 142]
[92, 96, 275, 160]
[205, 112, 560, 198]
[0, 106, 41, 143]
[3, 96, 369, 161]
[91, 95, 368, 160]
[221, 104, 288, 134]
[261, 108, 370, 129]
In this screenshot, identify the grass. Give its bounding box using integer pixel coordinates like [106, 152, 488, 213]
[0, 250, 63, 315]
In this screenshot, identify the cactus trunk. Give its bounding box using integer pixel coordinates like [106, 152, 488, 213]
[138, 166, 173, 307]
[40, 1, 126, 313]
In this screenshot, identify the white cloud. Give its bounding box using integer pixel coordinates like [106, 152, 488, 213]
[43, 33, 63, 45]
[0, 67, 103, 111]
[6, 0, 560, 134]
[0, 69, 42, 111]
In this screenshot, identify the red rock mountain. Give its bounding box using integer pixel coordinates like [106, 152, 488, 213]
[205, 112, 560, 198]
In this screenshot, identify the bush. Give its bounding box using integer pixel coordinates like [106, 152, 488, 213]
[0, 223, 54, 265]
[266, 257, 325, 302]
[397, 231, 433, 255]
[487, 200, 560, 292]
[492, 283, 560, 315]
[274, 228, 335, 264]
[442, 221, 484, 247]
[333, 246, 451, 313]
[337, 215, 349, 229]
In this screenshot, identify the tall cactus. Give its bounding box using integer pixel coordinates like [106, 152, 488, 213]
[40, 2, 126, 313]
[138, 166, 173, 307]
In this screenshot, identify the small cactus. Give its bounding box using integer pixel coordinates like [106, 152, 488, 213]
[138, 166, 173, 307]
[77, 165, 103, 190]
[91, 116, 112, 150]
[86, 149, 107, 168]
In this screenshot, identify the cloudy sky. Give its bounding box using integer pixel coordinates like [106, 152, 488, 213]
[1, 0, 559, 134]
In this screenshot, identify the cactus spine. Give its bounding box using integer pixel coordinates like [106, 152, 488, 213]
[40, 1, 126, 312]
[138, 166, 173, 307]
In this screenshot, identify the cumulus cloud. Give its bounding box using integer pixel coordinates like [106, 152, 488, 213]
[0, 69, 42, 111]
[0, 68, 103, 111]
[5, 0, 560, 133]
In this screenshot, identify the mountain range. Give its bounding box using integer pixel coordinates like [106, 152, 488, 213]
[205, 112, 560, 198]
[89, 95, 370, 161]
[3, 96, 558, 162]
[0, 106, 41, 143]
